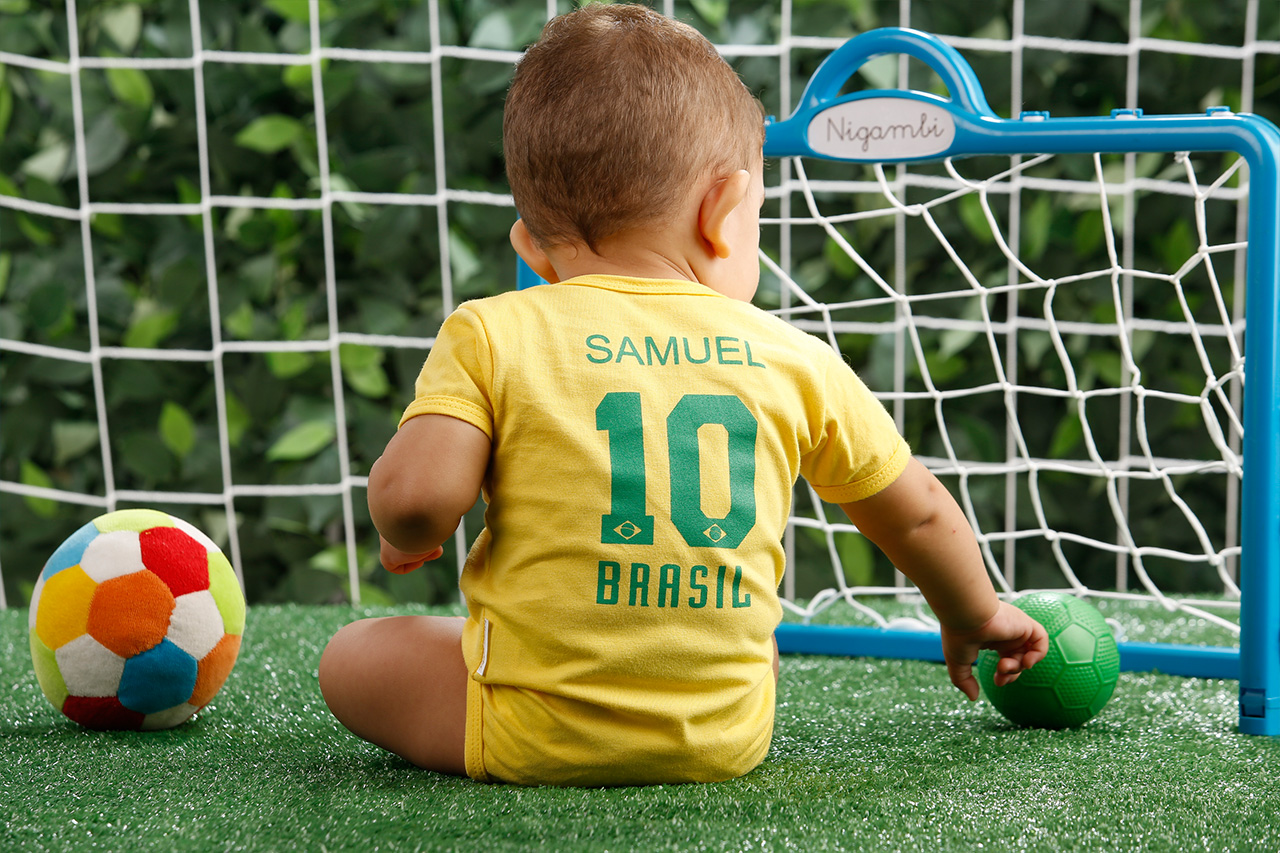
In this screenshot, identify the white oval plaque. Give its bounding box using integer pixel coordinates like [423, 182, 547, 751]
[806, 98, 956, 160]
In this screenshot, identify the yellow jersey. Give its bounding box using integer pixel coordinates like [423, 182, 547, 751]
[401, 274, 909, 785]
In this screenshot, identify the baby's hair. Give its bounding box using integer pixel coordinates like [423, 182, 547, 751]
[504, 3, 764, 253]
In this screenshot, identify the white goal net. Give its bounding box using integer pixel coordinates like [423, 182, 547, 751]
[769, 147, 1248, 642]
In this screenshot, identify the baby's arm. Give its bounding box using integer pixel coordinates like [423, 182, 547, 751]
[367, 414, 491, 573]
[839, 458, 1048, 700]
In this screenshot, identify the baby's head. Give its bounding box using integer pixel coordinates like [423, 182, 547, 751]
[504, 3, 764, 264]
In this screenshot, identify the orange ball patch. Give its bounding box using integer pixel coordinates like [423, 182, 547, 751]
[87, 571, 175, 658]
[191, 633, 243, 708]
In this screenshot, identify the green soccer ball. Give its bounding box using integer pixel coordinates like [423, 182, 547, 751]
[977, 592, 1120, 729]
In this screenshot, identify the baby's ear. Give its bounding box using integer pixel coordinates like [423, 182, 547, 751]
[697, 170, 751, 259]
[509, 219, 560, 283]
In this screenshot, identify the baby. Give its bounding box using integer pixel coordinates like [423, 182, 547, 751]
[318, 3, 1047, 787]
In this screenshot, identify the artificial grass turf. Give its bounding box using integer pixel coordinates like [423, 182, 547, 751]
[4, 604, 1280, 852]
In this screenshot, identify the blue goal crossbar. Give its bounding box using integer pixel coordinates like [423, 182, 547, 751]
[763, 27, 1280, 736]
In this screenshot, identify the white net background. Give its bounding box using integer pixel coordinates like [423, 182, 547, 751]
[770, 149, 1250, 642]
[0, 0, 1277, 626]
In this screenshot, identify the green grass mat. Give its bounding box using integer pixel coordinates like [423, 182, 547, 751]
[3, 604, 1279, 852]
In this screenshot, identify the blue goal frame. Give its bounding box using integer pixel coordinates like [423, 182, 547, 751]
[761, 27, 1280, 737]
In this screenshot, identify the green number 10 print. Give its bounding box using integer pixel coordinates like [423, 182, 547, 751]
[596, 392, 758, 549]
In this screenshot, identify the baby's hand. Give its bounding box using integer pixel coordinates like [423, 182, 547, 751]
[380, 538, 445, 574]
[939, 601, 1049, 701]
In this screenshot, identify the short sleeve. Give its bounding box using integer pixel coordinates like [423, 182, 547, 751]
[398, 306, 496, 437]
[800, 352, 910, 504]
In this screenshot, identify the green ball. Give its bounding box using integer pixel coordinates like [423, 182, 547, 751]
[978, 592, 1120, 729]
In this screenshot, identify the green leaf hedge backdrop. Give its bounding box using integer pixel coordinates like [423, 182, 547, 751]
[1, 0, 1277, 606]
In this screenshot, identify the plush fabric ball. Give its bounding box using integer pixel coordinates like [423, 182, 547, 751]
[28, 509, 245, 730]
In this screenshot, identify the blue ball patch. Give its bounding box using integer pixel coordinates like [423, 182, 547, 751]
[41, 521, 100, 580]
[118, 639, 198, 714]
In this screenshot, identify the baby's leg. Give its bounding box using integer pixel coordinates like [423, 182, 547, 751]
[318, 615, 467, 774]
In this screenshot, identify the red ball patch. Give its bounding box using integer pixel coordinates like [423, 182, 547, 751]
[141, 527, 209, 597]
[62, 695, 145, 731]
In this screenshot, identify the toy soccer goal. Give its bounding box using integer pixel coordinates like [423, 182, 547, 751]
[755, 27, 1280, 736]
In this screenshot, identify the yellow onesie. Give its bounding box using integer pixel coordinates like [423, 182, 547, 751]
[401, 274, 909, 786]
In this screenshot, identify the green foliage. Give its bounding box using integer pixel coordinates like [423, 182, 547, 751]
[0, 0, 1276, 608]
[234, 115, 307, 155]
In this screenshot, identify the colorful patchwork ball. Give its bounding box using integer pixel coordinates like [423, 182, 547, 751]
[28, 509, 245, 731]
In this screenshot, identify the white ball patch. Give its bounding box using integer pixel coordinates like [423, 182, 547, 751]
[79, 531, 146, 582]
[167, 591, 226, 659]
[55, 634, 126, 697]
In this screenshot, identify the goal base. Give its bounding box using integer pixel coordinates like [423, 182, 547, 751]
[777, 623, 1280, 734]
[1238, 691, 1280, 736]
[775, 623, 1240, 679]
